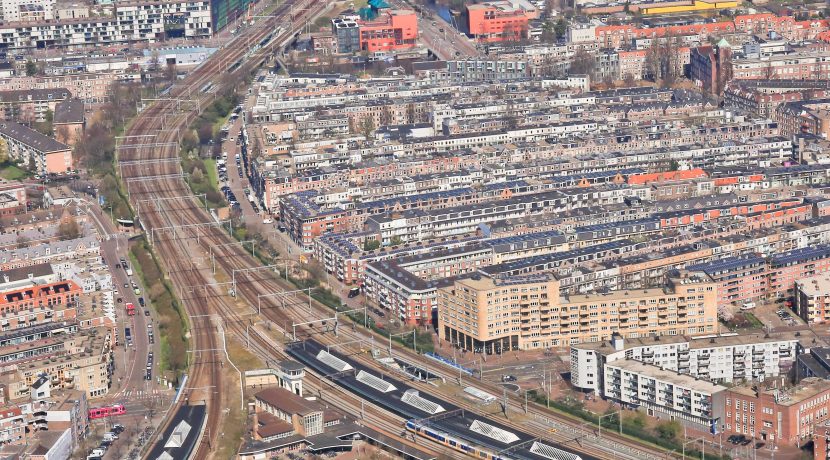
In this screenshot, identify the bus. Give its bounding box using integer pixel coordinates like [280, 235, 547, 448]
[126, 303, 136, 316]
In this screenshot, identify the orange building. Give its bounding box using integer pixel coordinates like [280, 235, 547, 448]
[467, 0, 538, 42]
[358, 9, 418, 52]
[0, 280, 81, 330]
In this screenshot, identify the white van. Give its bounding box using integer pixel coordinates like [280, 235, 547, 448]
[740, 302, 756, 311]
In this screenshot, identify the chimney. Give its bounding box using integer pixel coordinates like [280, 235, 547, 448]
[249, 402, 259, 440]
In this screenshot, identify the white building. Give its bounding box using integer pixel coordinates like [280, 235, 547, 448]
[571, 332, 803, 393]
[0, 0, 211, 50]
[603, 359, 726, 429]
[0, 0, 54, 22]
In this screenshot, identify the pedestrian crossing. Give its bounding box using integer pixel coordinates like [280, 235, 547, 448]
[122, 389, 168, 399]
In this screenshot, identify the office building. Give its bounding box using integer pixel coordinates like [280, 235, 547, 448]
[467, 0, 538, 42]
[723, 378, 830, 445]
[358, 9, 417, 52]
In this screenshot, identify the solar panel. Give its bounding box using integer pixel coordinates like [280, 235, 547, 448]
[468, 420, 520, 444]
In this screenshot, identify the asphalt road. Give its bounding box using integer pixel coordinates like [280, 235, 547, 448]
[78, 202, 162, 400]
[392, 0, 480, 59]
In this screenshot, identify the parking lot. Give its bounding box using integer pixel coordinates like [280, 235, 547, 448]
[742, 297, 801, 330]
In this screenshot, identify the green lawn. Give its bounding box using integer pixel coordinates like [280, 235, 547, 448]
[204, 158, 218, 186]
[0, 164, 28, 180]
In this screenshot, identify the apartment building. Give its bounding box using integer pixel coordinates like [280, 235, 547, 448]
[0, 88, 70, 124]
[722, 378, 830, 445]
[0, 0, 212, 50]
[795, 274, 830, 324]
[687, 245, 830, 308]
[2, 328, 111, 399]
[437, 271, 718, 351]
[0, 280, 80, 331]
[687, 257, 768, 308]
[732, 52, 830, 81]
[603, 359, 726, 429]
[0, 121, 71, 174]
[0, 74, 116, 104]
[571, 331, 803, 393]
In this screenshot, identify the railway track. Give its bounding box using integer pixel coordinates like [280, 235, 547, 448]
[118, 1, 329, 458]
[117, 2, 682, 459]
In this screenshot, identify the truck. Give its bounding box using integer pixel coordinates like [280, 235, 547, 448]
[126, 303, 136, 316]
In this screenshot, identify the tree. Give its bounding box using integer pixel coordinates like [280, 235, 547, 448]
[363, 239, 380, 251]
[380, 105, 393, 126]
[0, 138, 8, 164]
[165, 62, 177, 82]
[57, 216, 81, 240]
[645, 39, 661, 81]
[25, 59, 37, 76]
[197, 121, 214, 145]
[34, 109, 53, 136]
[390, 235, 403, 246]
[569, 47, 595, 76]
[554, 17, 567, 39]
[656, 420, 682, 441]
[406, 104, 417, 124]
[148, 51, 160, 73]
[190, 167, 204, 183]
[623, 73, 636, 87]
[360, 116, 375, 140]
[669, 159, 680, 171]
[27, 155, 36, 173]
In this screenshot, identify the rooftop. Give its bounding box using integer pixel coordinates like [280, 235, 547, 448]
[608, 359, 727, 394]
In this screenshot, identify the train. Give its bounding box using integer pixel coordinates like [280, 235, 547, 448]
[89, 404, 126, 420]
[406, 419, 581, 460]
[405, 419, 509, 459]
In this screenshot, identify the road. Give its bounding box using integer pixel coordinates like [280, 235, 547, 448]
[75, 200, 160, 396]
[394, 0, 480, 59]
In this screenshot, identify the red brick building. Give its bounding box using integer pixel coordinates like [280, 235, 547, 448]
[724, 378, 830, 447]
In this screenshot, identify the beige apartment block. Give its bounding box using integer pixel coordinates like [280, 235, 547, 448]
[438, 272, 718, 351]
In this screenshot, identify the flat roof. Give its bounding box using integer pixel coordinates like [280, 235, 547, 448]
[607, 360, 727, 394]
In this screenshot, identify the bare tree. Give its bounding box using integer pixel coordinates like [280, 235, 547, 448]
[569, 47, 595, 76]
